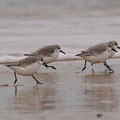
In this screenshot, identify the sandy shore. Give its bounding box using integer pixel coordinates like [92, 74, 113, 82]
[0, 3, 120, 118]
[0, 58, 120, 120]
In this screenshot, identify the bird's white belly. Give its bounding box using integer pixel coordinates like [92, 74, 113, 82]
[84, 51, 110, 63]
[43, 51, 59, 63]
[11, 62, 41, 76]
[109, 51, 115, 58]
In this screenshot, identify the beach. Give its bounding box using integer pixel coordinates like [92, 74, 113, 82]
[0, 0, 120, 119]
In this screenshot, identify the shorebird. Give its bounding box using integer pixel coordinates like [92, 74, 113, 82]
[75, 41, 118, 72]
[24, 45, 66, 70]
[90, 41, 120, 66]
[5, 56, 48, 84]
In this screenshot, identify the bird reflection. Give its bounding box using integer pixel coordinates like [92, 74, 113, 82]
[81, 73, 118, 112]
[11, 73, 58, 113]
[14, 86, 17, 95]
[10, 71, 119, 113]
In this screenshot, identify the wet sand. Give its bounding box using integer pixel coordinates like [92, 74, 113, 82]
[0, 59, 120, 120]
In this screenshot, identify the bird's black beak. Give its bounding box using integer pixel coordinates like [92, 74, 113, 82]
[112, 48, 118, 52]
[117, 46, 120, 49]
[60, 50, 66, 54]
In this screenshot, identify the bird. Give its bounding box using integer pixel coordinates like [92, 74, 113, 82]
[75, 41, 118, 72]
[24, 45, 66, 70]
[90, 41, 120, 66]
[5, 56, 48, 85]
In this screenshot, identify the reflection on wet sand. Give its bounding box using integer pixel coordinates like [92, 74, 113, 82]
[81, 73, 118, 112]
[10, 69, 119, 115]
[11, 73, 58, 113]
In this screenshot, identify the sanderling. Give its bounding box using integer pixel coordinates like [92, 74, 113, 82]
[5, 56, 47, 84]
[24, 45, 66, 70]
[75, 42, 118, 72]
[90, 41, 120, 66]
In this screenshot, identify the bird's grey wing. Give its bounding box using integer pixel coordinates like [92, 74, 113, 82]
[25, 45, 55, 57]
[24, 51, 38, 56]
[36, 46, 55, 57]
[18, 57, 37, 66]
[88, 44, 107, 55]
[80, 50, 95, 56]
[6, 57, 37, 67]
[5, 62, 19, 67]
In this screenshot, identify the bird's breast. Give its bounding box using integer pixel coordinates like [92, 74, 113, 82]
[43, 51, 59, 63]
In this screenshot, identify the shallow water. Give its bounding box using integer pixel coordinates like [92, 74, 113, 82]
[0, 60, 120, 120]
[0, 0, 120, 120]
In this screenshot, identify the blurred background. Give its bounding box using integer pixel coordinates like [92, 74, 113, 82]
[0, 0, 120, 55]
[0, 0, 120, 19]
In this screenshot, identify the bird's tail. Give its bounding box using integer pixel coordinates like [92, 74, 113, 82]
[4, 62, 18, 67]
[24, 53, 35, 56]
[4, 64, 13, 69]
[75, 51, 90, 57]
[6, 65, 11, 67]
[75, 53, 81, 56]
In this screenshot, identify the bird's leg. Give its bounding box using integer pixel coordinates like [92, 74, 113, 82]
[103, 61, 114, 73]
[47, 65, 56, 70]
[14, 86, 17, 95]
[32, 75, 42, 84]
[103, 61, 111, 70]
[43, 63, 56, 70]
[43, 63, 48, 68]
[82, 60, 87, 71]
[91, 63, 94, 66]
[14, 72, 18, 84]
